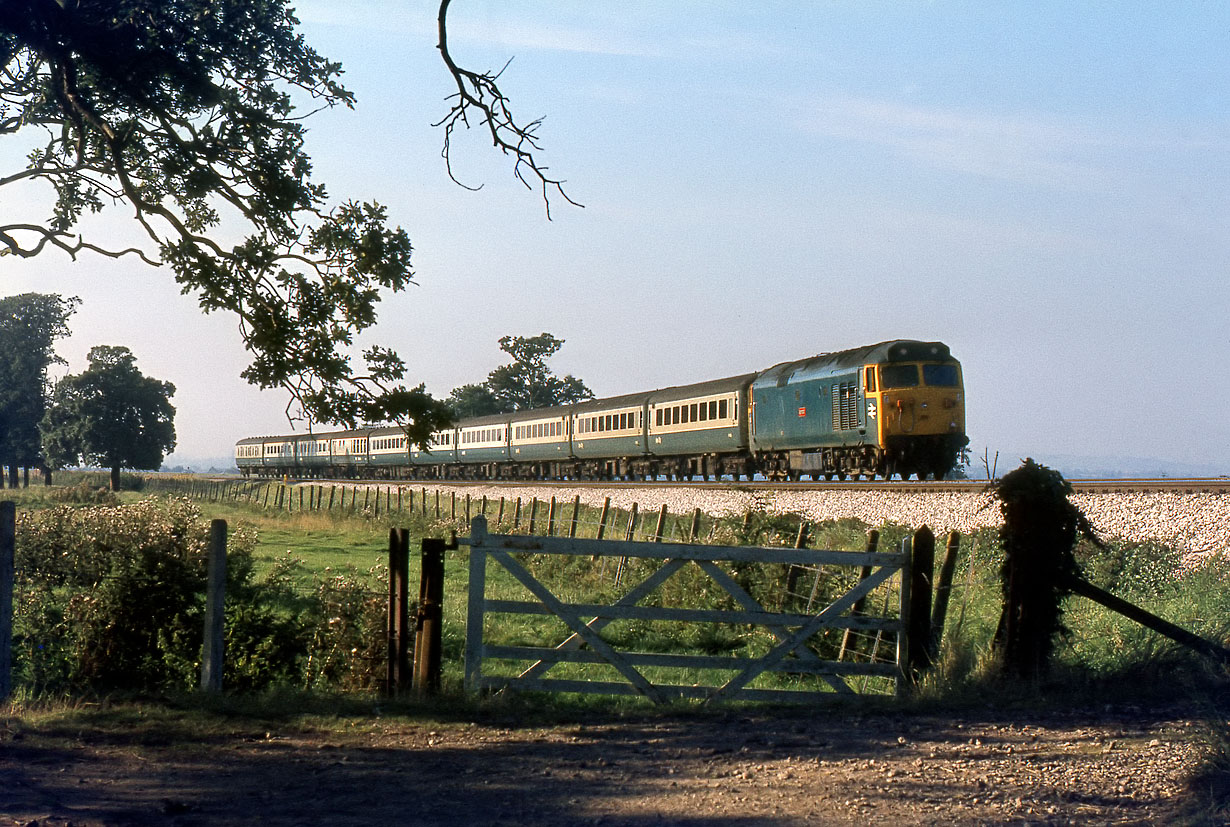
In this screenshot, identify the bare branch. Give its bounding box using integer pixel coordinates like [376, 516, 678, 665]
[435, 0, 582, 218]
[0, 224, 160, 265]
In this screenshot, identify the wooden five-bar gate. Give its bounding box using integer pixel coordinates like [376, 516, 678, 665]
[463, 515, 914, 704]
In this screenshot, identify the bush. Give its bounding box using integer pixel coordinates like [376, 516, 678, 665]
[11, 497, 388, 695]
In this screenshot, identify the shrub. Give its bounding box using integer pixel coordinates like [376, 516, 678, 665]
[12, 497, 390, 696]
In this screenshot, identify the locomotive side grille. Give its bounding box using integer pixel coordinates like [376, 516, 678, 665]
[832, 382, 858, 430]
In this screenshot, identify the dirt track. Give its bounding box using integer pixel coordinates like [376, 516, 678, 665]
[1, 702, 1220, 826]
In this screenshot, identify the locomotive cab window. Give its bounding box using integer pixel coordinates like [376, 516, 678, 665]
[864, 367, 877, 393]
[880, 364, 920, 389]
[923, 364, 960, 387]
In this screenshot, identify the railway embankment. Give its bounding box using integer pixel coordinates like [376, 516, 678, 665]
[421, 483, 1230, 563]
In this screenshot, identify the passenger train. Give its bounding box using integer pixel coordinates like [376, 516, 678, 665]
[236, 340, 967, 482]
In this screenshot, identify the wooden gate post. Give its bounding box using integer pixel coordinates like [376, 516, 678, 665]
[1, 501, 14, 701]
[414, 537, 447, 695]
[906, 525, 936, 683]
[386, 528, 411, 696]
[928, 531, 961, 661]
[200, 519, 227, 692]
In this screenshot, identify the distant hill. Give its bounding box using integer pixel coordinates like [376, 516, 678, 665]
[984, 451, 1228, 480]
[161, 455, 238, 474]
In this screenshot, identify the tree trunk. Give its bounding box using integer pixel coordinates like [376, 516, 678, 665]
[110, 464, 121, 492]
[41, 464, 51, 486]
[22, 467, 29, 488]
[5, 464, 15, 489]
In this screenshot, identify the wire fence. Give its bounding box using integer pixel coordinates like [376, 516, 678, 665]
[139, 478, 1002, 698]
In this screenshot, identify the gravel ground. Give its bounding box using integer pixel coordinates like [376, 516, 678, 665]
[399, 483, 1230, 561]
[0, 704, 1218, 826]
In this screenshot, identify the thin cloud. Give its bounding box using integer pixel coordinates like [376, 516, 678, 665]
[801, 96, 1108, 187]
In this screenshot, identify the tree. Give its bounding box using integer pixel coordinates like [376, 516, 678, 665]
[41, 345, 176, 491]
[446, 383, 502, 419]
[0, 292, 79, 487]
[452, 333, 593, 415]
[1, 1, 572, 443]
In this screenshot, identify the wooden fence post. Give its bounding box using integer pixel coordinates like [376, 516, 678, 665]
[928, 531, 961, 661]
[1, 501, 13, 701]
[689, 508, 702, 542]
[624, 502, 639, 541]
[838, 530, 880, 660]
[653, 504, 668, 542]
[784, 521, 811, 598]
[596, 497, 611, 540]
[906, 525, 936, 683]
[414, 537, 447, 695]
[547, 497, 557, 537]
[569, 495, 581, 539]
[387, 528, 411, 696]
[200, 519, 227, 692]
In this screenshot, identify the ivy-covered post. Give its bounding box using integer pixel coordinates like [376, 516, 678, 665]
[992, 459, 1095, 681]
[1, 501, 14, 701]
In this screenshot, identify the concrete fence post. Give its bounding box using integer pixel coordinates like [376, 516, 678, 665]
[200, 519, 227, 692]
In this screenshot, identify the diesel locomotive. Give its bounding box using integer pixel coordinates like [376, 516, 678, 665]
[236, 339, 967, 481]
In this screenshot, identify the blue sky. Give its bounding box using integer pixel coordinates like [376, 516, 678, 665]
[4, 2, 1228, 471]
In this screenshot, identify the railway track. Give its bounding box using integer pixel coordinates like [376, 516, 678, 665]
[276, 477, 1230, 496]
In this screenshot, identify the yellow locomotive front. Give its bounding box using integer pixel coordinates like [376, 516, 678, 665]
[863, 348, 967, 480]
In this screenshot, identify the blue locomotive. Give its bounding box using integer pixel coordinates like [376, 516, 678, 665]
[235, 340, 967, 481]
